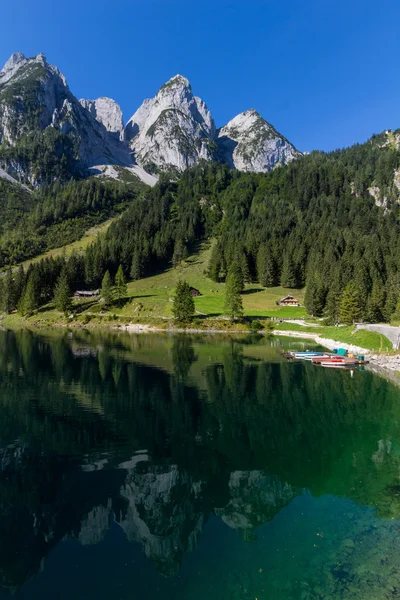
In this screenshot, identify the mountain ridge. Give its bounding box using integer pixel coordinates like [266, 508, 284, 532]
[0, 53, 301, 186]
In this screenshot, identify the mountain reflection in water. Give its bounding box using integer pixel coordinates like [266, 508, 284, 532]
[0, 329, 400, 600]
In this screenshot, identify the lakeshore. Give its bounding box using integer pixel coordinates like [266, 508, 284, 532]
[119, 323, 400, 380]
[2, 314, 399, 380]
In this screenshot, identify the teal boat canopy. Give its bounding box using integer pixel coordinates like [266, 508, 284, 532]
[334, 348, 348, 357]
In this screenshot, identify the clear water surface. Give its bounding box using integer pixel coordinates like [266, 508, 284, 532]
[0, 328, 399, 599]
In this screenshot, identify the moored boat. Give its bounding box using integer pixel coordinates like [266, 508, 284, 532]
[319, 358, 358, 367]
[290, 351, 329, 361]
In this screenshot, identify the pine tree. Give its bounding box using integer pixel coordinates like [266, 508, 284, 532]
[383, 276, 399, 322]
[280, 254, 297, 288]
[19, 275, 38, 316]
[353, 263, 371, 316]
[236, 251, 250, 285]
[391, 299, 400, 324]
[114, 265, 127, 302]
[339, 282, 362, 325]
[3, 268, 15, 314]
[172, 240, 188, 268]
[65, 251, 83, 292]
[208, 243, 223, 282]
[14, 265, 25, 307]
[325, 276, 342, 325]
[172, 280, 195, 323]
[0, 278, 5, 313]
[366, 282, 385, 323]
[257, 245, 276, 287]
[304, 273, 325, 317]
[225, 263, 244, 320]
[54, 269, 72, 316]
[130, 250, 142, 281]
[101, 270, 114, 307]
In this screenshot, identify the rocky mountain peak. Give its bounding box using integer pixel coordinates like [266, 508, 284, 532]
[0, 52, 55, 88]
[217, 109, 301, 172]
[2, 52, 26, 72]
[0, 52, 28, 85]
[34, 52, 47, 66]
[162, 74, 190, 88]
[0, 51, 302, 185]
[125, 73, 216, 174]
[0, 52, 144, 186]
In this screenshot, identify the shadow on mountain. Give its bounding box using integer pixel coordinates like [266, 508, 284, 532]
[216, 136, 238, 168]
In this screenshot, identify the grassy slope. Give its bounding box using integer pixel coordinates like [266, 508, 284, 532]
[117, 243, 306, 319]
[2, 241, 394, 352]
[19, 218, 115, 269]
[274, 322, 392, 352]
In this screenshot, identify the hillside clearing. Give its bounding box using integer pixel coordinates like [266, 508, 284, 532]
[19, 218, 116, 269]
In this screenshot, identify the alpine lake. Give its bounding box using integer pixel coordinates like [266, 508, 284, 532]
[0, 327, 400, 600]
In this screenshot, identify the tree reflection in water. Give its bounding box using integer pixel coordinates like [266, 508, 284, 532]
[0, 329, 399, 596]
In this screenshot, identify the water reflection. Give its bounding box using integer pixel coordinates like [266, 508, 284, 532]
[0, 329, 399, 598]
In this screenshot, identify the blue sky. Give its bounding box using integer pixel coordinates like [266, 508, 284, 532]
[1, 0, 399, 152]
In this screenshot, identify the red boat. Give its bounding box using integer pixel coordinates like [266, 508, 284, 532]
[311, 355, 333, 363]
[313, 357, 358, 367]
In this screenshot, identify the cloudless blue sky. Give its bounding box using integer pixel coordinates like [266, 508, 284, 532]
[1, 0, 399, 152]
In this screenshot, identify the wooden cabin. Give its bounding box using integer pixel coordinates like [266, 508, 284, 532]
[190, 287, 202, 297]
[74, 290, 100, 299]
[278, 295, 301, 306]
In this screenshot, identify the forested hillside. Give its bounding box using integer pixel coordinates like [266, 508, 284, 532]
[0, 178, 146, 266]
[1, 131, 400, 323]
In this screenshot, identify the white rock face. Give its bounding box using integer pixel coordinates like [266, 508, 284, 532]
[125, 75, 217, 173]
[0, 52, 154, 185]
[369, 185, 388, 209]
[369, 168, 400, 209]
[218, 109, 301, 172]
[80, 97, 124, 140]
[0, 54, 302, 185]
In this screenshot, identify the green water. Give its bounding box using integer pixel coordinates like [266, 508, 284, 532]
[0, 329, 400, 599]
